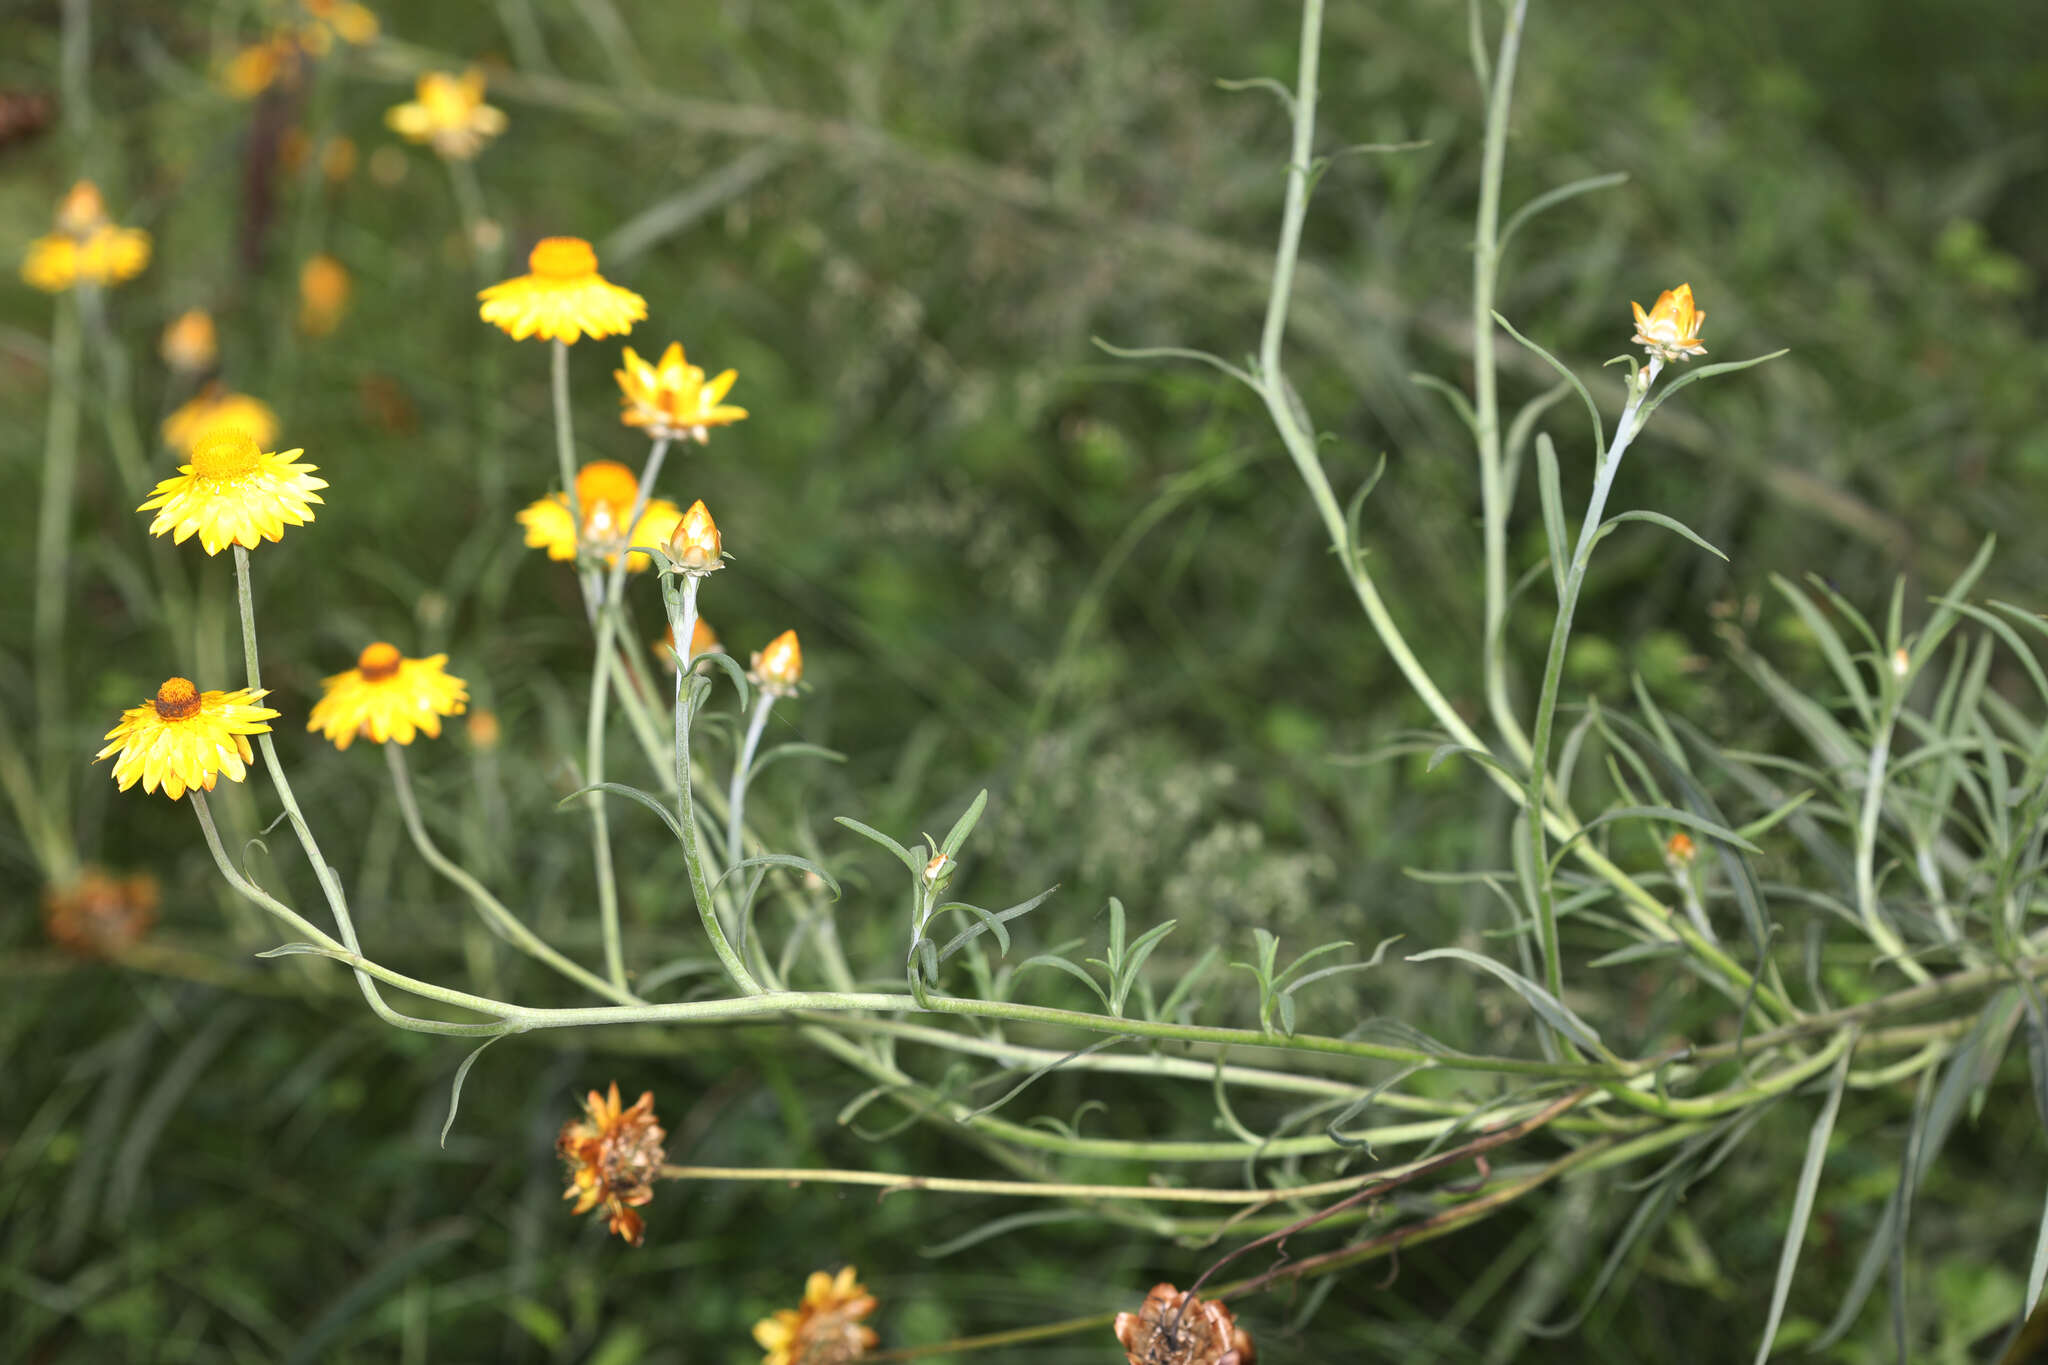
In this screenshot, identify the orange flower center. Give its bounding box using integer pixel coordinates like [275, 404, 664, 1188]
[191, 427, 263, 479]
[357, 642, 402, 681]
[574, 460, 641, 522]
[153, 677, 202, 720]
[529, 236, 598, 279]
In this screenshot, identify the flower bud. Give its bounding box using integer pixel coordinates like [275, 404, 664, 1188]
[1664, 832, 1696, 866]
[749, 630, 803, 698]
[666, 499, 723, 573]
[161, 309, 218, 373]
[924, 852, 956, 889]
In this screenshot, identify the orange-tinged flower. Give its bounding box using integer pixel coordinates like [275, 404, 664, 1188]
[517, 459, 681, 572]
[298, 253, 350, 335]
[1113, 1284, 1255, 1365]
[753, 1266, 879, 1365]
[1630, 283, 1706, 363]
[307, 642, 468, 749]
[478, 236, 644, 344]
[163, 385, 281, 455]
[1664, 832, 1697, 866]
[467, 709, 502, 750]
[615, 342, 748, 442]
[302, 0, 378, 47]
[664, 499, 723, 573]
[749, 630, 803, 698]
[557, 1082, 665, 1245]
[21, 180, 151, 292]
[139, 426, 325, 555]
[655, 618, 722, 672]
[222, 34, 299, 99]
[96, 677, 279, 800]
[386, 68, 506, 160]
[43, 869, 161, 956]
[161, 309, 219, 373]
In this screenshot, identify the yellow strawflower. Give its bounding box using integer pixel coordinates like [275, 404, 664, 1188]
[307, 642, 468, 749]
[20, 180, 151, 293]
[96, 677, 279, 800]
[1630, 283, 1707, 363]
[478, 237, 645, 343]
[749, 630, 803, 698]
[386, 68, 506, 160]
[752, 1267, 879, 1365]
[163, 385, 281, 455]
[161, 309, 219, 373]
[615, 342, 747, 442]
[517, 459, 681, 572]
[139, 427, 326, 555]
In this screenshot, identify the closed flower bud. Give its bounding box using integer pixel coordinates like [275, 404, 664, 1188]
[924, 852, 956, 889]
[665, 499, 723, 573]
[749, 630, 803, 698]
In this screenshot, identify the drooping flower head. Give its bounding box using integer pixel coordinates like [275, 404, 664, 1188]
[655, 618, 723, 673]
[298, 253, 350, 335]
[21, 179, 151, 293]
[1630, 283, 1706, 364]
[96, 677, 279, 800]
[43, 869, 161, 956]
[478, 237, 645, 344]
[557, 1082, 665, 1245]
[517, 459, 681, 572]
[161, 309, 219, 373]
[663, 499, 724, 575]
[163, 385, 280, 455]
[386, 68, 506, 160]
[307, 643, 469, 749]
[139, 426, 326, 555]
[749, 630, 803, 698]
[616, 342, 748, 442]
[753, 1266, 880, 1365]
[1113, 1284, 1255, 1365]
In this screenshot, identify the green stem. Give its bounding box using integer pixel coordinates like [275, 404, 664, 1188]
[726, 691, 774, 873]
[33, 294, 82, 868]
[549, 337, 600, 620]
[385, 742, 637, 1005]
[657, 1162, 1382, 1206]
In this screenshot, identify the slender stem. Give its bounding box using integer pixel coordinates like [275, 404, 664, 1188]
[662, 573, 761, 992]
[657, 1163, 1380, 1206]
[385, 742, 638, 1005]
[1523, 360, 1658, 1008]
[1475, 0, 1534, 764]
[549, 338, 600, 619]
[446, 156, 507, 509]
[726, 691, 775, 871]
[33, 294, 82, 866]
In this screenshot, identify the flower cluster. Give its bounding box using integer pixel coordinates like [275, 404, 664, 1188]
[222, 0, 379, 99]
[556, 1083, 666, 1245]
[20, 180, 150, 293]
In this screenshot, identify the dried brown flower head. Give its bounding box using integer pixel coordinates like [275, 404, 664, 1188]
[752, 1266, 879, 1365]
[557, 1082, 666, 1245]
[43, 869, 160, 956]
[1113, 1283, 1254, 1365]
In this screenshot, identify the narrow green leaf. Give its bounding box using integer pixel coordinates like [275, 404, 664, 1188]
[712, 853, 842, 900]
[934, 885, 1058, 963]
[1493, 310, 1603, 458]
[1498, 171, 1629, 255]
[746, 742, 847, 780]
[1639, 349, 1790, 423]
[941, 789, 990, 858]
[834, 815, 923, 876]
[1015, 953, 1112, 1013]
[1406, 946, 1603, 1051]
[441, 1033, 510, 1147]
[564, 781, 685, 844]
[1112, 918, 1179, 1016]
[1753, 1041, 1852, 1362]
[1770, 575, 1874, 727]
[1602, 509, 1728, 561]
[1410, 373, 1478, 437]
[1536, 433, 1569, 599]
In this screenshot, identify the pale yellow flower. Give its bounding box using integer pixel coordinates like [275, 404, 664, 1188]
[139, 427, 325, 555]
[615, 342, 747, 442]
[1630, 283, 1707, 363]
[307, 643, 468, 749]
[478, 237, 644, 343]
[385, 68, 506, 160]
[96, 678, 279, 800]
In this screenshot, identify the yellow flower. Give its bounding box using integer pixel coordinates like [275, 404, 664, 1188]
[300, 0, 378, 50]
[517, 459, 681, 572]
[161, 309, 219, 373]
[615, 342, 748, 442]
[1112, 1283, 1254, 1365]
[163, 385, 281, 455]
[664, 499, 723, 574]
[307, 642, 468, 750]
[557, 1083, 665, 1246]
[478, 237, 645, 344]
[95, 677, 279, 800]
[753, 1267, 880, 1365]
[298, 253, 350, 336]
[749, 630, 803, 698]
[20, 180, 151, 293]
[385, 68, 506, 161]
[655, 618, 722, 672]
[139, 426, 326, 555]
[221, 34, 299, 99]
[1630, 282, 1707, 363]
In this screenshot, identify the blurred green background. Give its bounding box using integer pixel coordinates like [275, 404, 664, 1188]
[3, 0, 2046, 1360]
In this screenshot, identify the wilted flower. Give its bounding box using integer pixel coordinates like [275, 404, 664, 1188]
[1112, 1283, 1254, 1365]
[749, 630, 803, 698]
[557, 1082, 666, 1245]
[161, 309, 219, 373]
[20, 179, 150, 292]
[385, 68, 505, 160]
[615, 342, 748, 442]
[517, 459, 682, 572]
[478, 236, 644, 344]
[139, 426, 325, 555]
[96, 678, 279, 800]
[298, 253, 350, 335]
[43, 869, 160, 956]
[753, 1266, 879, 1365]
[307, 642, 468, 749]
[1630, 283, 1706, 363]
[163, 385, 281, 455]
